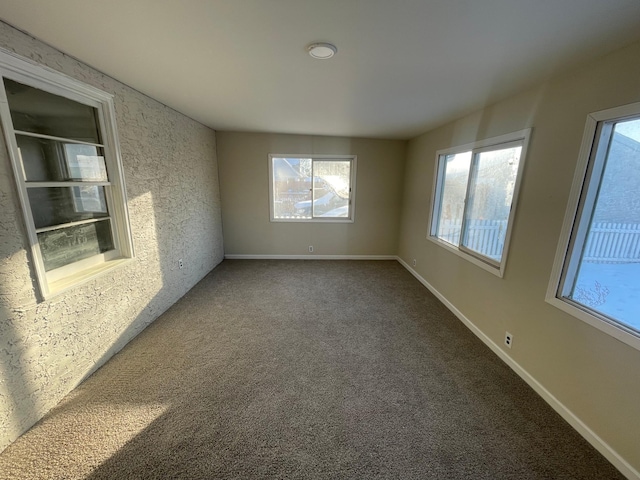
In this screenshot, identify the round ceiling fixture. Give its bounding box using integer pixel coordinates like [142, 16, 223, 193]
[307, 42, 337, 60]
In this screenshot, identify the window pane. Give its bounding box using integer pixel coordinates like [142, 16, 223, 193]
[272, 157, 312, 219]
[17, 135, 107, 182]
[435, 152, 472, 246]
[567, 118, 640, 332]
[270, 156, 355, 221]
[27, 186, 109, 229]
[462, 146, 521, 260]
[3, 78, 101, 144]
[313, 160, 350, 217]
[38, 220, 114, 271]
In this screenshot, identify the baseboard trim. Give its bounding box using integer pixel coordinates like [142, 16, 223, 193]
[396, 257, 639, 480]
[224, 254, 397, 260]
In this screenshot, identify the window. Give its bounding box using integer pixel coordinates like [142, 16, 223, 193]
[269, 155, 356, 222]
[0, 51, 133, 298]
[547, 103, 640, 350]
[428, 130, 530, 276]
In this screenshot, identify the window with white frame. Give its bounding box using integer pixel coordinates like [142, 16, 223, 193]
[428, 130, 530, 276]
[0, 51, 133, 298]
[547, 103, 640, 349]
[269, 155, 356, 222]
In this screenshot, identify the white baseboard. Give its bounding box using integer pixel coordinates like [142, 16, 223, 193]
[396, 257, 638, 480]
[224, 254, 397, 260]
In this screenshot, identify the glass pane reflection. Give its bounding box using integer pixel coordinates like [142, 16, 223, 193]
[462, 146, 521, 261]
[435, 152, 472, 246]
[38, 220, 114, 271]
[17, 135, 107, 182]
[4, 78, 101, 144]
[28, 186, 108, 229]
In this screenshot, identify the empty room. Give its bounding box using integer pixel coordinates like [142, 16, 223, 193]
[0, 1, 639, 479]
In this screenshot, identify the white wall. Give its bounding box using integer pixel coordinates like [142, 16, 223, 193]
[217, 132, 405, 257]
[398, 40, 640, 476]
[0, 22, 224, 451]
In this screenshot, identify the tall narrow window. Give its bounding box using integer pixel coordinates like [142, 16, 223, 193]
[429, 130, 530, 276]
[548, 103, 640, 349]
[0, 52, 133, 297]
[269, 155, 356, 222]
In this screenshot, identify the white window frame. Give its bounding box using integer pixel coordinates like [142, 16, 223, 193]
[268, 154, 357, 223]
[0, 49, 134, 299]
[427, 129, 531, 277]
[546, 102, 640, 351]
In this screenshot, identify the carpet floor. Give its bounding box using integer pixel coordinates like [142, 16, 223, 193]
[0, 260, 625, 479]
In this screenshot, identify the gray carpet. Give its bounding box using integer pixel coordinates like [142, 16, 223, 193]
[0, 260, 624, 479]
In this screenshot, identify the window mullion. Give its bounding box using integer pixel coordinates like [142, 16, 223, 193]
[35, 216, 111, 234]
[26, 181, 111, 188]
[14, 130, 105, 148]
[459, 150, 480, 250]
[311, 159, 316, 218]
[102, 185, 120, 251]
[559, 122, 613, 298]
[431, 155, 447, 237]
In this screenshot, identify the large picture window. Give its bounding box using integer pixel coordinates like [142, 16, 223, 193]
[269, 155, 356, 222]
[0, 50, 133, 298]
[547, 103, 640, 350]
[428, 130, 530, 276]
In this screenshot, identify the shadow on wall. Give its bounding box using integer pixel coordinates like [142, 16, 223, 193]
[82, 185, 222, 382]
[0, 100, 223, 453]
[0, 246, 221, 476]
[0, 166, 44, 448]
[0, 299, 41, 448]
[1, 186, 221, 453]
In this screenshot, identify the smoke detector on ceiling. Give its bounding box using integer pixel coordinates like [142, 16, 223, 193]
[307, 42, 337, 60]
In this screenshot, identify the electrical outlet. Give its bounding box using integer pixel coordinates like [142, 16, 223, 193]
[412, 259, 417, 267]
[309, 246, 314, 253]
[504, 332, 513, 349]
[179, 259, 184, 269]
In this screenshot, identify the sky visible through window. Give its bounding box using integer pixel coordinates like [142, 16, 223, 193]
[616, 118, 640, 142]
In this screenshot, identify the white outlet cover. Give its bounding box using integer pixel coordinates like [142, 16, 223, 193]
[505, 332, 513, 348]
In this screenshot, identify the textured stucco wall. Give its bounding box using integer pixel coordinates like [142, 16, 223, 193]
[0, 22, 224, 451]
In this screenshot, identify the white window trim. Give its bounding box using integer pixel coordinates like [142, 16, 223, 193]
[0, 48, 134, 299]
[268, 154, 357, 223]
[546, 102, 640, 351]
[427, 129, 531, 278]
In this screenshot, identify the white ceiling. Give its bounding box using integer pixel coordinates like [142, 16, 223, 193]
[2, 0, 640, 140]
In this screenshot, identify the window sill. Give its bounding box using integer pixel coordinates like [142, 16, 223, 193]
[427, 235, 505, 277]
[46, 257, 133, 299]
[270, 217, 354, 224]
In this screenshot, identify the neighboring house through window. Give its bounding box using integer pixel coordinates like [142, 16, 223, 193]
[269, 155, 356, 222]
[0, 49, 133, 298]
